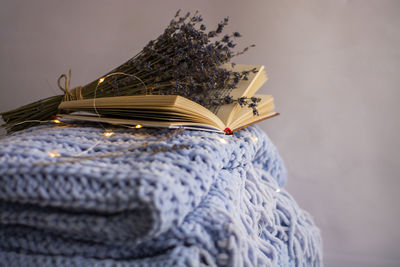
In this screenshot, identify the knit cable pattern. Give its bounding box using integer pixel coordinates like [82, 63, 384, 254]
[0, 124, 322, 266]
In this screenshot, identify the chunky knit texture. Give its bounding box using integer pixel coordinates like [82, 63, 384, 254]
[0, 124, 322, 266]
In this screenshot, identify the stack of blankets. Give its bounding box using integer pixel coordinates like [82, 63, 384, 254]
[0, 123, 322, 266]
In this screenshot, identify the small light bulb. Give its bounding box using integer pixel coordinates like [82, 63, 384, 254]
[98, 77, 105, 84]
[218, 137, 227, 144]
[276, 188, 281, 193]
[53, 119, 61, 124]
[104, 131, 114, 137]
[251, 136, 258, 144]
[48, 151, 60, 158]
[135, 124, 143, 129]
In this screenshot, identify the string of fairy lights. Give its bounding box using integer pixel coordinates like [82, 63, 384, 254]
[36, 117, 282, 193]
[3, 78, 282, 192]
[6, 75, 284, 196]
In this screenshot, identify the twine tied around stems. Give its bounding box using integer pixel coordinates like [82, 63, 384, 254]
[58, 69, 83, 101]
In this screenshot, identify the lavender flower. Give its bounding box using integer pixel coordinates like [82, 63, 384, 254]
[1, 10, 262, 133]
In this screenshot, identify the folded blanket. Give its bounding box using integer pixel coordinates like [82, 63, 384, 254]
[0, 123, 322, 266]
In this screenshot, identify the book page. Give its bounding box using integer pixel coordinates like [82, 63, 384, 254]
[58, 95, 226, 131]
[214, 64, 267, 125]
[228, 95, 276, 130]
[58, 114, 223, 133]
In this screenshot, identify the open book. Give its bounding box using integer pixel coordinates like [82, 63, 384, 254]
[57, 64, 278, 134]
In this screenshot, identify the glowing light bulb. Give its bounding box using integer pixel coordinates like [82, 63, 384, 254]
[276, 188, 281, 193]
[48, 151, 60, 158]
[53, 119, 61, 124]
[135, 124, 143, 129]
[104, 131, 114, 137]
[218, 137, 227, 144]
[251, 136, 258, 144]
[98, 77, 105, 84]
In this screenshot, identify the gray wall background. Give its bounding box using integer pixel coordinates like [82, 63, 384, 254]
[1, 0, 399, 266]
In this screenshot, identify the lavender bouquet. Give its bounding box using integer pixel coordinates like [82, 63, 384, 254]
[1, 10, 260, 133]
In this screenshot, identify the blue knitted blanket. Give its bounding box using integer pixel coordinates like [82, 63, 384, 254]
[0, 124, 322, 266]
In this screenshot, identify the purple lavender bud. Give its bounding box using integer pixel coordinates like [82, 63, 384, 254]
[208, 31, 216, 37]
[233, 32, 241, 37]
